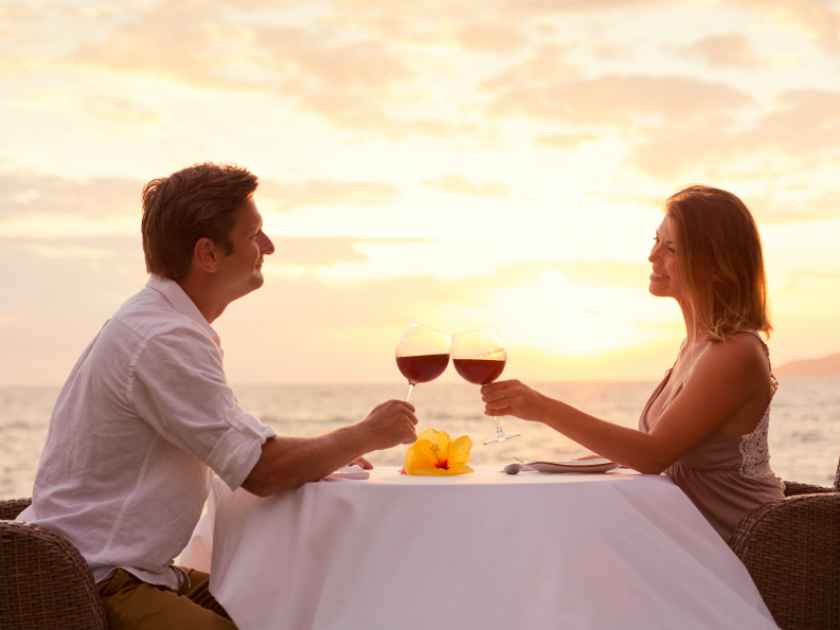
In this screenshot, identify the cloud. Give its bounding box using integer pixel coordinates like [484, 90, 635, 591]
[85, 97, 160, 125]
[249, 23, 416, 133]
[745, 89, 840, 156]
[25, 243, 120, 261]
[679, 33, 761, 67]
[0, 173, 402, 236]
[456, 22, 526, 52]
[480, 44, 579, 92]
[2, 232, 432, 269]
[748, 190, 840, 224]
[731, 0, 840, 53]
[62, 2, 472, 138]
[485, 74, 753, 128]
[423, 176, 509, 197]
[258, 179, 399, 210]
[0, 173, 142, 220]
[68, 2, 275, 93]
[496, 0, 665, 17]
[626, 89, 840, 181]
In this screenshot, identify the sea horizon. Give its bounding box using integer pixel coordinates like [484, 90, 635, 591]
[3, 378, 837, 501]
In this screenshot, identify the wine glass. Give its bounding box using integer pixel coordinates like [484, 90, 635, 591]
[451, 328, 520, 444]
[395, 325, 451, 402]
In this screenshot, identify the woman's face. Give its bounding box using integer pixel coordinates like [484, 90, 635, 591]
[648, 215, 687, 301]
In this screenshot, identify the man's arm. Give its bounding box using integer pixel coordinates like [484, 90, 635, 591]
[242, 400, 417, 496]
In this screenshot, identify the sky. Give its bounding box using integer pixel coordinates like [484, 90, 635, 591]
[1, 0, 839, 385]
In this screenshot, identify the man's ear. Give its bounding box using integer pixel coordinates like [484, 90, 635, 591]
[193, 237, 220, 273]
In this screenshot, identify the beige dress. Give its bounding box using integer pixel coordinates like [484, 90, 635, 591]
[639, 333, 784, 542]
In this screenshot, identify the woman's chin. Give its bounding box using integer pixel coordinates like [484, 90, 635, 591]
[648, 282, 668, 297]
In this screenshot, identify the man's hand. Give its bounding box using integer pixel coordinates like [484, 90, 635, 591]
[349, 456, 373, 469]
[358, 400, 418, 451]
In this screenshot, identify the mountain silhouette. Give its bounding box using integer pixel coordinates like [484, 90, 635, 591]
[776, 352, 840, 377]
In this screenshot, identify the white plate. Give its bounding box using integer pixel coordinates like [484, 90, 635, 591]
[527, 457, 618, 474]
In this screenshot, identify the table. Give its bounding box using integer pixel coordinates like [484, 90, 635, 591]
[180, 466, 777, 629]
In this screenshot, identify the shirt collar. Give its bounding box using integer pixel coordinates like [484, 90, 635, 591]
[146, 275, 221, 345]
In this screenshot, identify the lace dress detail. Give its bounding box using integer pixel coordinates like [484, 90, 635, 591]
[738, 409, 776, 480]
[739, 344, 780, 481]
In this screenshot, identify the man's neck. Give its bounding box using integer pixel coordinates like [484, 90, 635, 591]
[176, 276, 228, 324]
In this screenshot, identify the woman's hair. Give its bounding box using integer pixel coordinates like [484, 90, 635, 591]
[666, 185, 772, 340]
[141, 163, 258, 280]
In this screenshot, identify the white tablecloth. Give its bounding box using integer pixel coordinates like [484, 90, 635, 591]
[181, 466, 777, 629]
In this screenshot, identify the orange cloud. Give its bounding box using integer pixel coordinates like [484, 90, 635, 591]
[626, 89, 840, 182]
[480, 44, 579, 92]
[679, 33, 760, 67]
[486, 74, 752, 128]
[731, 0, 840, 53]
[55, 3, 493, 139]
[456, 22, 525, 52]
[0, 172, 401, 226]
[0, 173, 141, 220]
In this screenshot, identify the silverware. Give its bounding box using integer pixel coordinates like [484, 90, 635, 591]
[503, 462, 535, 475]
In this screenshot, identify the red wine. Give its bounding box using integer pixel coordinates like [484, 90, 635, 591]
[396, 354, 449, 384]
[453, 358, 505, 385]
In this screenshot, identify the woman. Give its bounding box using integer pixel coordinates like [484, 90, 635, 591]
[482, 185, 784, 541]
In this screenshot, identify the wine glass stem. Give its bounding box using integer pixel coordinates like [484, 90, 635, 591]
[405, 382, 415, 403]
[495, 418, 506, 440]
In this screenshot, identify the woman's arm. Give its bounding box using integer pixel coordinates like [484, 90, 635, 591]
[481, 337, 769, 473]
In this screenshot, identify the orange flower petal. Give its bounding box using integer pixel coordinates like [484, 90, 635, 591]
[403, 429, 474, 476]
[449, 435, 473, 466]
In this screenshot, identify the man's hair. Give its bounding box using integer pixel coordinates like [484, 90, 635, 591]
[666, 185, 772, 340]
[141, 163, 258, 280]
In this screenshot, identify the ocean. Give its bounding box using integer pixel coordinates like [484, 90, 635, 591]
[1, 378, 837, 500]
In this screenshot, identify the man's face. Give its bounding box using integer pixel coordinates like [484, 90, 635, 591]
[217, 197, 275, 301]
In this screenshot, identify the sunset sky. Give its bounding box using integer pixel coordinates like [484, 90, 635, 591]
[2, 0, 839, 385]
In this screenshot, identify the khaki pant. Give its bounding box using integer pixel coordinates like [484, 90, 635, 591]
[97, 567, 236, 630]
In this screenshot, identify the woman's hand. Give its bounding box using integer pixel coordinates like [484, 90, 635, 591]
[481, 380, 550, 422]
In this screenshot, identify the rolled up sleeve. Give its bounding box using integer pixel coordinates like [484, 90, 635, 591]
[129, 326, 275, 490]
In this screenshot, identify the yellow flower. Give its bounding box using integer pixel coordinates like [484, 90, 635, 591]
[403, 428, 473, 476]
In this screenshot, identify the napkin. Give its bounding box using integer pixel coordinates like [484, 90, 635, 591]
[403, 428, 473, 476]
[325, 465, 371, 481]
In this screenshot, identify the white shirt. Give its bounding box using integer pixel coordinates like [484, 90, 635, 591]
[18, 275, 275, 589]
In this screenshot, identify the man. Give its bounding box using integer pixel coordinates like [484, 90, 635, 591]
[18, 163, 418, 629]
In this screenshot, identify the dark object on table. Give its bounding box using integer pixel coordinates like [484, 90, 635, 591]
[730, 456, 840, 630]
[0, 498, 109, 630]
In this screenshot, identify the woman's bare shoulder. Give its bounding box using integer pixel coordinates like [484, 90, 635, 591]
[699, 333, 770, 386]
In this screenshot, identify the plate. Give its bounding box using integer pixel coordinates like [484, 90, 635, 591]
[527, 457, 618, 474]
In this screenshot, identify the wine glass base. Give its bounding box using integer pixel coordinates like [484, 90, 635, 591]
[483, 432, 520, 445]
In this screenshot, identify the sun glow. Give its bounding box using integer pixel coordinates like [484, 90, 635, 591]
[491, 272, 668, 357]
[2, 2, 840, 384]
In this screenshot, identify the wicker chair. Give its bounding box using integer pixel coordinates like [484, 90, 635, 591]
[730, 457, 840, 630]
[0, 498, 109, 630]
